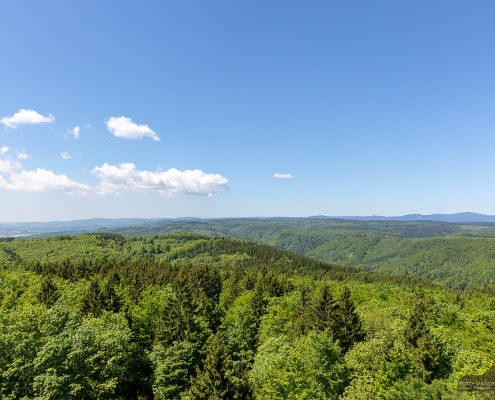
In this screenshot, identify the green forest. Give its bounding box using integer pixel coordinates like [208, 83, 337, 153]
[105, 218, 495, 290]
[1, 233, 495, 399]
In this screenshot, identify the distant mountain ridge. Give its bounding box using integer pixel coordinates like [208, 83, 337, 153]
[312, 212, 495, 223]
[2, 212, 495, 237]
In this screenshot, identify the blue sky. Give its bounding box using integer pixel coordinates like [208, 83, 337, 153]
[1, 0, 495, 221]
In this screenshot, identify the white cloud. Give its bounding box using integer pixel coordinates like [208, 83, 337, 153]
[1, 109, 55, 129]
[0, 159, 21, 173]
[0, 168, 91, 195]
[17, 151, 29, 160]
[92, 163, 228, 197]
[105, 116, 160, 141]
[0, 148, 21, 172]
[61, 152, 72, 160]
[273, 173, 294, 179]
[67, 126, 80, 139]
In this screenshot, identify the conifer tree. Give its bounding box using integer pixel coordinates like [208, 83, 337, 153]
[292, 284, 312, 336]
[81, 278, 106, 317]
[81, 277, 122, 317]
[187, 333, 234, 400]
[157, 272, 205, 346]
[415, 333, 443, 383]
[103, 280, 122, 314]
[74, 259, 90, 280]
[264, 270, 285, 297]
[404, 285, 429, 348]
[312, 282, 337, 332]
[247, 281, 267, 351]
[333, 286, 365, 353]
[37, 275, 59, 307]
[453, 292, 464, 309]
[404, 285, 452, 382]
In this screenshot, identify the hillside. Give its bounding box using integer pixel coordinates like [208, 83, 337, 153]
[1, 232, 494, 399]
[104, 219, 495, 290]
[0, 233, 428, 288]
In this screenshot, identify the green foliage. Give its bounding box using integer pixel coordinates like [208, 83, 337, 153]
[332, 286, 365, 353]
[150, 341, 198, 400]
[250, 330, 346, 399]
[81, 277, 121, 318]
[186, 333, 235, 400]
[405, 285, 430, 348]
[312, 282, 338, 331]
[37, 275, 60, 307]
[0, 233, 494, 399]
[32, 310, 133, 399]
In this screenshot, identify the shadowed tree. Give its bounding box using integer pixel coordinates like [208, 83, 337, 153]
[37, 275, 59, 307]
[312, 282, 337, 332]
[187, 333, 235, 400]
[333, 286, 365, 353]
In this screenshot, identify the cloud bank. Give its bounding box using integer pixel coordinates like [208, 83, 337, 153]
[1, 109, 55, 129]
[0, 168, 91, 195]
[273, 173, 294, 179]
[105, 116, 160, 141]
[92, 163, 228, 197]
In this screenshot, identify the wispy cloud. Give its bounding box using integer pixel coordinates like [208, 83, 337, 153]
[0, 149, 21, 172]
[17, 150, 29, 160]
[273, 173, 294, 179]
[105, 116, 160, 141]
[1, 109, 55, 129]
[92, 163, 228, 197]
[0, 159, 21, 173]
[67, 126, 80, 139]
[60, 152, 72, 160]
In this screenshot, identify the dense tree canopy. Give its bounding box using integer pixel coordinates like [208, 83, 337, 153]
[0, 233, 494, 399]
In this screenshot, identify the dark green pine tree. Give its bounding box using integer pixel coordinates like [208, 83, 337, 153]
[453, 292, 464, 309]
[333, 286, 365, 353]
[223, 268, 244, 310]
[291, 284, 312, 336]
[312, 282, 337, 332]
[157, 273, 204, 346]
[81, 278, 106, 317]
[81, 277, 122, 317]
[404, 285, 429, 348]
[404, 285, 451, 382]
[37, 275, 59, 307]
[187, 333, 234, 400]
[246, 281, 267, 352]
[102, 279, 122, 314]
[74, 259, 90, 280]
[415, 333, 443, 383]
[263, 270, 285, 298]
[188, 265, 222, 331]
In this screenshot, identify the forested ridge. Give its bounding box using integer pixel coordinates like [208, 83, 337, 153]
[1, 233, 495, 399]
[104, 218, 495, 290]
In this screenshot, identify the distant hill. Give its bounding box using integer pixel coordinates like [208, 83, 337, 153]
[4, 216, 495, 290]
[0, 217, 169, 237]
[106, 218, 495, 290]
[3, 212, 495, 237]
[315, 212, 495, 223]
